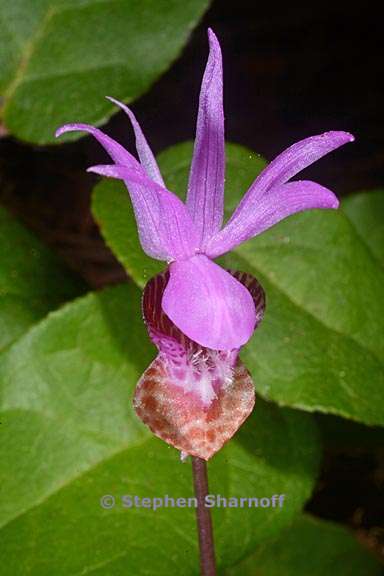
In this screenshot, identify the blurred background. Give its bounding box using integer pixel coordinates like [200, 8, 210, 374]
[0, 0, 383, 564]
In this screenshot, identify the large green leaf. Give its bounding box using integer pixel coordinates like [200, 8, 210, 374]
[227, 514, 383, 576]
[0, 283, 320, 575]
[92, 143, 384, 426]
[342, 189, 384, 267]
[0, 205, 84, 350]
[0, 0, 209, 144]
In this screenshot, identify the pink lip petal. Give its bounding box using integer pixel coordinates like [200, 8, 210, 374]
[134, 268, 264, 459]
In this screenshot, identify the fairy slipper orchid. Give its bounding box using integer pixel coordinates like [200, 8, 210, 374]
[56, 29, 354, 460]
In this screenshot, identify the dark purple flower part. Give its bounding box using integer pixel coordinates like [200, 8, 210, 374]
[56, 29, 353, 459]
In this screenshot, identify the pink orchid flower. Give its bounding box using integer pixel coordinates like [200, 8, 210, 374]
[56, 29, 354, 460]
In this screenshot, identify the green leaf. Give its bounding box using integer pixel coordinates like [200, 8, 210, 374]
[0, 0, 209, 144]
[226, 514, 382, 576]
[92, 143, 384, 426]
[0, 283, 320, 575]
[0, 206, 84, 350]
[342, 189, 384, 267]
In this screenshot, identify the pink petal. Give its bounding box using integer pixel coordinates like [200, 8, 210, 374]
[105, 96, 165, 186]
[161, 254, 258, 350]
[88, 164, 198, 261]
[186, 29, 225, 249]
[206, 131, 354, 257]
[206, 180, 339, 257]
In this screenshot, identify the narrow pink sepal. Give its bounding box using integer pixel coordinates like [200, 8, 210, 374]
[105, 96, 165, 186]
[206, 180, 340, 257]
[205, 131, 353, 257]
[88, 164, 199, 261]
[55, 123, 136, 166]
[56, 123, 170, 260]
[243, 131, 354, 199]
[186, 29, 225, 249]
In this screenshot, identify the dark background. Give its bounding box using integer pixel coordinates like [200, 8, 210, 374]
[0, 1, 383, 561]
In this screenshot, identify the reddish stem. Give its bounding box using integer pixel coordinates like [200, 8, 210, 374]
[192, 457, 217, 576]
